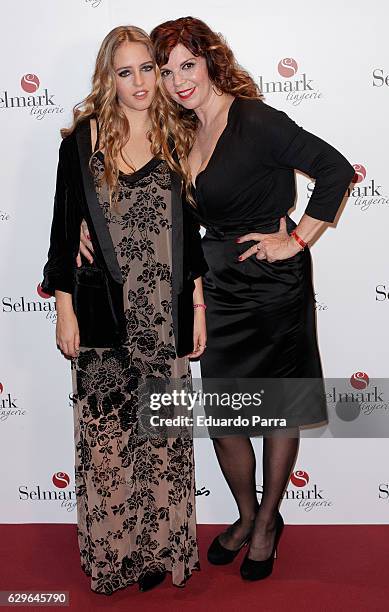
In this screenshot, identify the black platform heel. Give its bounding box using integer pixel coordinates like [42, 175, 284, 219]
[240, 511, 284, 581]
[207, 519, 253, 565]
[138, 570, 166, 592]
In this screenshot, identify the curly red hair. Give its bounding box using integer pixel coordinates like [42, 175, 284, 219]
[150, 16, 261, 99]
[150, 17, 261, 203]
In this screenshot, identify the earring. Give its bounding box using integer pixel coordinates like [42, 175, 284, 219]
[212, 84, 223, 96]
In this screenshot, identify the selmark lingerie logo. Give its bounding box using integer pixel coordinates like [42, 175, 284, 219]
[259, 58, 323, 106]
[346, 164, 389, 212]
[0, 73, 64, 120]
[1, 283, 57, 324]
[307, 163, 389, 212]
[372, 67, 389, 87]
[19, 471, 76, 512]
[328, 372, 388, 422]
[0, 381, 25, 423]
[257, 469, 332, 511]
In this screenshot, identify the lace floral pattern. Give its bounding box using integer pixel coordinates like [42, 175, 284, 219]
[71, 156, 198, 594]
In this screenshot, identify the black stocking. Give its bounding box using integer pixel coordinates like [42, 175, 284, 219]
[248, 430, 299, 560]
[260, 433, 299, 518]
[212, 436, 259, 549]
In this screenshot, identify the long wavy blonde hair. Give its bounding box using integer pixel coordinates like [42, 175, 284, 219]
[150, 16, 262, 202]
[62, 25, 191, 204]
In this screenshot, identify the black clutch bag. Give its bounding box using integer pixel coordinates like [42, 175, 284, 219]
[72, 264, 125, 348]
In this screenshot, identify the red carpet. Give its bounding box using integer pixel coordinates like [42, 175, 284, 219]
[1, 524, 388, 611]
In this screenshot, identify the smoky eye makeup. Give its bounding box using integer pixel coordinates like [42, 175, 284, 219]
[118, 69, 131, 78]
[116, 63, 154, 78]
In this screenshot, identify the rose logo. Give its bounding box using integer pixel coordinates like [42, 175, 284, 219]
[52, 472, 70, 488]
[21, 74, 40, 93]
[290, 470, 309, 487]
[277, 58, 298, 78]
[352, 164, 367, 184]
[37, 283, 51, 299]
[350, 372, 369, 390]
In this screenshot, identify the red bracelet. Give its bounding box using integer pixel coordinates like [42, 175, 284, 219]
[193, 303, 207, 310]
[290, 230, 307, 250]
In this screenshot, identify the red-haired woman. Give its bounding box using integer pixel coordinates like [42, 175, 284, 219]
[149, 16, 354, 581]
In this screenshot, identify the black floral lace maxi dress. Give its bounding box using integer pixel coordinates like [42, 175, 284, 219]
[71, 154, 199, 594]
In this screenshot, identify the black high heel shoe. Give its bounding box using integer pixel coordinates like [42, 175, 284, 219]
[207, 519, 253, 565]
[240, 511, 284, 581]
[138, 570, 166, 592]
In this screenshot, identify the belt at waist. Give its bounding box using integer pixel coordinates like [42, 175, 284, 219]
[203, 216, 296, 239]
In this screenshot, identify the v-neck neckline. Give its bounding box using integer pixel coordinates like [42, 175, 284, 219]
[95, 150, 160, 182]
[192, 96, 238, 189]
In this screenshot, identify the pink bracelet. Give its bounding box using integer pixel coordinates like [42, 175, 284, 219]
[193, 303, 207, 310]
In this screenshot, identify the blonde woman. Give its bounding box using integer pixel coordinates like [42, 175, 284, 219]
[42, 25, 207, 594]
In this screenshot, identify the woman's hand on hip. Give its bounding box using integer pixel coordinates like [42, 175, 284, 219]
[236, 217, 302, 263]
[76, 220, 94, 267]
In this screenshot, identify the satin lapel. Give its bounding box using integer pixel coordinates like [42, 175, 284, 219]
[170, 169, 183, 295]
[76, 122, 123, 285]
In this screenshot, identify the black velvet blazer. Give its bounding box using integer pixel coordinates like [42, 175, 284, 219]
[41, 119, 208, 356]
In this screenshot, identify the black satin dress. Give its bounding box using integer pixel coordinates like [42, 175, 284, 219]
[194, 97, 354, 429]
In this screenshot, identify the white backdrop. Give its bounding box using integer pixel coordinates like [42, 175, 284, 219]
[1, 0, 388, 525]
